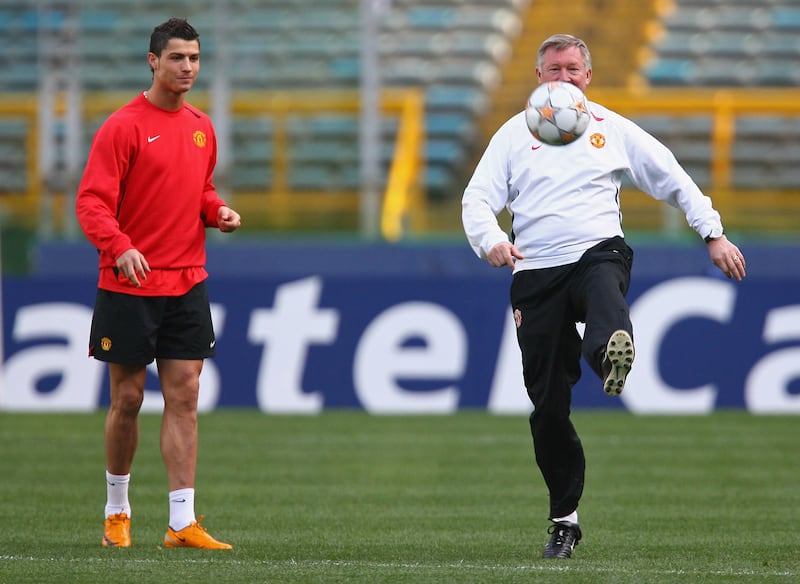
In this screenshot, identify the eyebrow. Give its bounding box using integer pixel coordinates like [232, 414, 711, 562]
[165, 51, 200, 59]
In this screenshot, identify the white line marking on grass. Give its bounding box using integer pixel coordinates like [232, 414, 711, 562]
[1, 556, 797, 578]
[301, 560, 796, 578]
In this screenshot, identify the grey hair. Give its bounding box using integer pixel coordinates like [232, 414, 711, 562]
[536, 34, 592, 70]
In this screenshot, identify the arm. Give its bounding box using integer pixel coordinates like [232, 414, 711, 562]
[76, 126, 153, 287]
[75, 121, 138, 262]
[76, 127, 154, 287]
[461, 126, 523, 269]
[617, 113, 723, 239]
[198, 124, 240, 233]
[617, 114, 746, 280]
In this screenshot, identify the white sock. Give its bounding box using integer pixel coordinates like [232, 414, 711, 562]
[105, 471, 131, 518]
[168, 488, 196, 531]
[553, 511, 578, 525]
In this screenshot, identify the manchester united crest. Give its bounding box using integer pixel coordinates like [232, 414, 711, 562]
[589, 133, 606, 149]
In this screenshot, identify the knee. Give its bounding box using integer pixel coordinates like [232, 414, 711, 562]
[112, 384, 144, 415]
[169, 385, 199, 411]
[530, 399, 570, 430]
[162, 365, 201, 411]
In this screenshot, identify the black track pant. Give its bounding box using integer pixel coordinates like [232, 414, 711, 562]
[510, 236, 633, 519]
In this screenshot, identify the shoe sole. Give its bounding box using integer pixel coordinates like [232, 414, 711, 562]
[102, 535, 130, 548]
[603, 330, 634, 396]
[542, 543, 575, 559]
[164, 531, 232, 550]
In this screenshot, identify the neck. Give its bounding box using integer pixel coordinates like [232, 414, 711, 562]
[144, 87, 185, 111]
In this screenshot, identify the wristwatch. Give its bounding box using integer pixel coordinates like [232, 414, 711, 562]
[704, 228, 724, 243]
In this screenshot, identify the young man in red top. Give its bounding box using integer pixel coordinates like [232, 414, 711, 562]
[76, 18, 241, 550]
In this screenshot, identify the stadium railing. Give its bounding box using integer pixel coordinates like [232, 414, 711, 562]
[0, 88, 425, 239]
[0, 87, 798, 239]
[588, 87, 800, 235]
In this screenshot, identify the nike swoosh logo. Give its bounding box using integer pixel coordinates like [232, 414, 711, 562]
[531, 144, 542, 150]
[174, 498, 186, 503]
[147, 135, 161, 143]
[210, 340, 216, 348]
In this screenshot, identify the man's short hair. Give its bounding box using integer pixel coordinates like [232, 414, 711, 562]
[149, 17, 199, 57]
[537, 34, 592, 71]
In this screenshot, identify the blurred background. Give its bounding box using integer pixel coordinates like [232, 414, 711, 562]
[1, 0, 799, 275]
[2, 0, 800, 415]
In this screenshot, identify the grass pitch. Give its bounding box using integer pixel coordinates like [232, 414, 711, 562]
[0, 410, 798, 583]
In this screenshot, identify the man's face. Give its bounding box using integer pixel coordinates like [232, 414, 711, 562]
[536, 46, 592, 92]
[148, 38, 200, 94]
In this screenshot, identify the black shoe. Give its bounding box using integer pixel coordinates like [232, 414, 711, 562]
[602, 329, 634, 396]
[542, 521, 582, 559]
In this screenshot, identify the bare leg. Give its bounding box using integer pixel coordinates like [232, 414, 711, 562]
[105, 364, 147, 475]
[157, 358, 232, 548]
[157, 358, 202, 490]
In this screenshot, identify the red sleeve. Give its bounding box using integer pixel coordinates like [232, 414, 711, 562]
[185, 104, 228, 227]
[75, 115, 135, 261]
[199, 122, 226, 228]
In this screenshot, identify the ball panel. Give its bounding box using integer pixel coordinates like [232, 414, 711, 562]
[553, 108, 579, 130]
[534, 121, 561, 145]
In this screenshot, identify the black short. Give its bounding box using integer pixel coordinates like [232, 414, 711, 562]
[89, 282, 216, 365]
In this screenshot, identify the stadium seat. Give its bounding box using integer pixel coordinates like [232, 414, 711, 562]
[648, 1, 800, 87]
[641, 0, 800, 194]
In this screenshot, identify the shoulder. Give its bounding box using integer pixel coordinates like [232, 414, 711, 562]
[93, 97, 145, 140]
[588, 101, 674, 160]
[181, 103, 215, 137]
[587, 101, 627, 125]
[99, 95, 147, 128]
[183, 102, 211, 122]
[492, 111, 530, 143]
[503, 110, 528, 131]
[588, 101, 656, 140]
[477, 112, 530, 161]
[112, 94, 148, 117]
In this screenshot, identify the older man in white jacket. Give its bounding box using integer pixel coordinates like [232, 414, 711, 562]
[462, 33, 746, 560]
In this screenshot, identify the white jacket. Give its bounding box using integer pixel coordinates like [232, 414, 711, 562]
[462, 101, 724, 271]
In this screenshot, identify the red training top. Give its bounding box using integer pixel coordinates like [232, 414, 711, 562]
[75, 93, 227, 296]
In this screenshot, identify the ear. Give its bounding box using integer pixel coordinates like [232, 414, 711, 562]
[147, 52, 158, 70]
[585, 69, 593, 86]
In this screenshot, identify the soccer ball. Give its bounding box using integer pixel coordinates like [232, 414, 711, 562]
[525, 81, 591, 146]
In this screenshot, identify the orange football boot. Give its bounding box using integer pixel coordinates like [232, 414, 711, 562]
[164, 516, 232, 550]
[102, 513, 131, 547]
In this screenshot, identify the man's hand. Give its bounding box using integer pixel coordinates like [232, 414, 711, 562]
[116, 248, 150, 288]
[217, 206, 241, 233]
[707, 235, 746, 281]
[487, 241, 524, 270]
